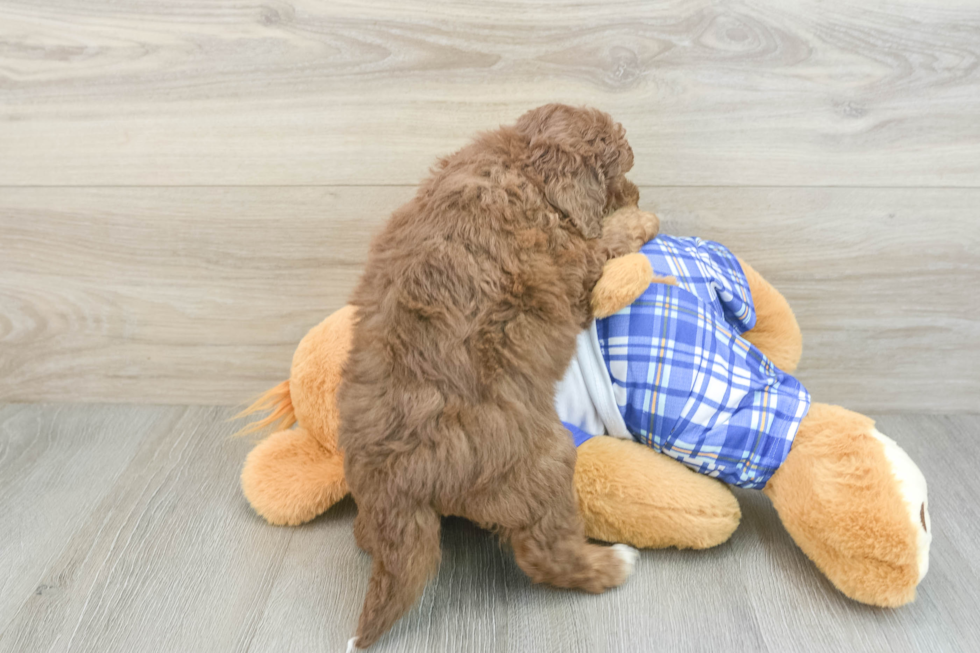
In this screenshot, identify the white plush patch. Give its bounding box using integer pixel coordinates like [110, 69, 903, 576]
[345, 636, 359, 653]
[612, 543, 639, 577]
[869, 428, 931, 582]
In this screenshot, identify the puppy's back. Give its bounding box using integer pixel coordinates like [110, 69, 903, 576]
[342, 130, 583, 426]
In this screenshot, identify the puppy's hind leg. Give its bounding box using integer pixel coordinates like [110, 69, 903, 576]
[350, 499, 441, 649]
[501, 432, 638, 593]
[507, 495, 637, 593]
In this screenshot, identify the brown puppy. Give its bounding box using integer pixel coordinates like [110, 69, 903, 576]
[338, 104, 659, 649]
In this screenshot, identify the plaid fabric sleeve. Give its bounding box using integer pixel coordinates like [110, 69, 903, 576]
[595, 236, 810, 489]
[649, 236, 757, 335]
[701, 240, 756, 334]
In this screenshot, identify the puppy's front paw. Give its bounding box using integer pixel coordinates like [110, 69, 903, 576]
[605, 206, 659, 242]
[632, 210, 660, 243]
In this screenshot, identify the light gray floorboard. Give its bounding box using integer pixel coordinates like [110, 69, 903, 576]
[0, 405, 174, 635]
[0, 405, 290, 653]
[0, 405, 977, 652]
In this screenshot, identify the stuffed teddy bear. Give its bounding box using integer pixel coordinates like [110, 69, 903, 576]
[237, 207, 931, 609]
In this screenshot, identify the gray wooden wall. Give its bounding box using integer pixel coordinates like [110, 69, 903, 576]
[1, 0, 978, 411]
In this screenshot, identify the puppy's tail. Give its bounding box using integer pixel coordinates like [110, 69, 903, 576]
[353, 502, 441, 648]
[231, 380, 296, 437]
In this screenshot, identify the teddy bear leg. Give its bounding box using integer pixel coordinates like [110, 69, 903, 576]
[736, 257, 803, 372]
[239, 303, 356, 527]
[574, 436, 741, 550]
[241, 426, 349, 526]
[763, 403, 931, 607]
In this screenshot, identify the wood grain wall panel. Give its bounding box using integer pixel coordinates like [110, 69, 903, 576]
[2, 186, 976, 410]
[1, 0, 978, 186]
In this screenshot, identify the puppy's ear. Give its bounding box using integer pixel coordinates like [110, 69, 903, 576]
[516, 104, 610, 238]
[544, 165, 607, 239]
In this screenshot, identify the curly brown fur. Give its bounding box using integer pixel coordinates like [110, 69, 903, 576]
[337, 104, 657, 648]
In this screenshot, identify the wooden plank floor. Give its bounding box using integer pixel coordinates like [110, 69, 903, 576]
[1, 403, 978, 653]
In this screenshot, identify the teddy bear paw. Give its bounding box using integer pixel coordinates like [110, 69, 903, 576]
[869, 428, 932, 582]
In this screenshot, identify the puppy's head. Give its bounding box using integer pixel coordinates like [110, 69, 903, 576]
[516, 104, 638, 238]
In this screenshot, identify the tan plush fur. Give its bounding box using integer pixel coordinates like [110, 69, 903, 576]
[240, 427, 347, 526]
[238, 305, 355, 525]
[764, 403, 920, 607]
[591, 251, 676, 319]
[234, 380, 295, 437]
[575, 436, 741, 549]
[289, 304, 356, 441]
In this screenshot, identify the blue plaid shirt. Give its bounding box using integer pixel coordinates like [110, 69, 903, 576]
[570, 236, 810, 489]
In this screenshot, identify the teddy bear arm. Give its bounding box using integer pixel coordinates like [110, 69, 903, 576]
[591, 253, 654, 318]
[575, 436, 741, 550]
[591, 253, 678, 318]
[599, 206, 661, 259]
[735, 257, 803, 373]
